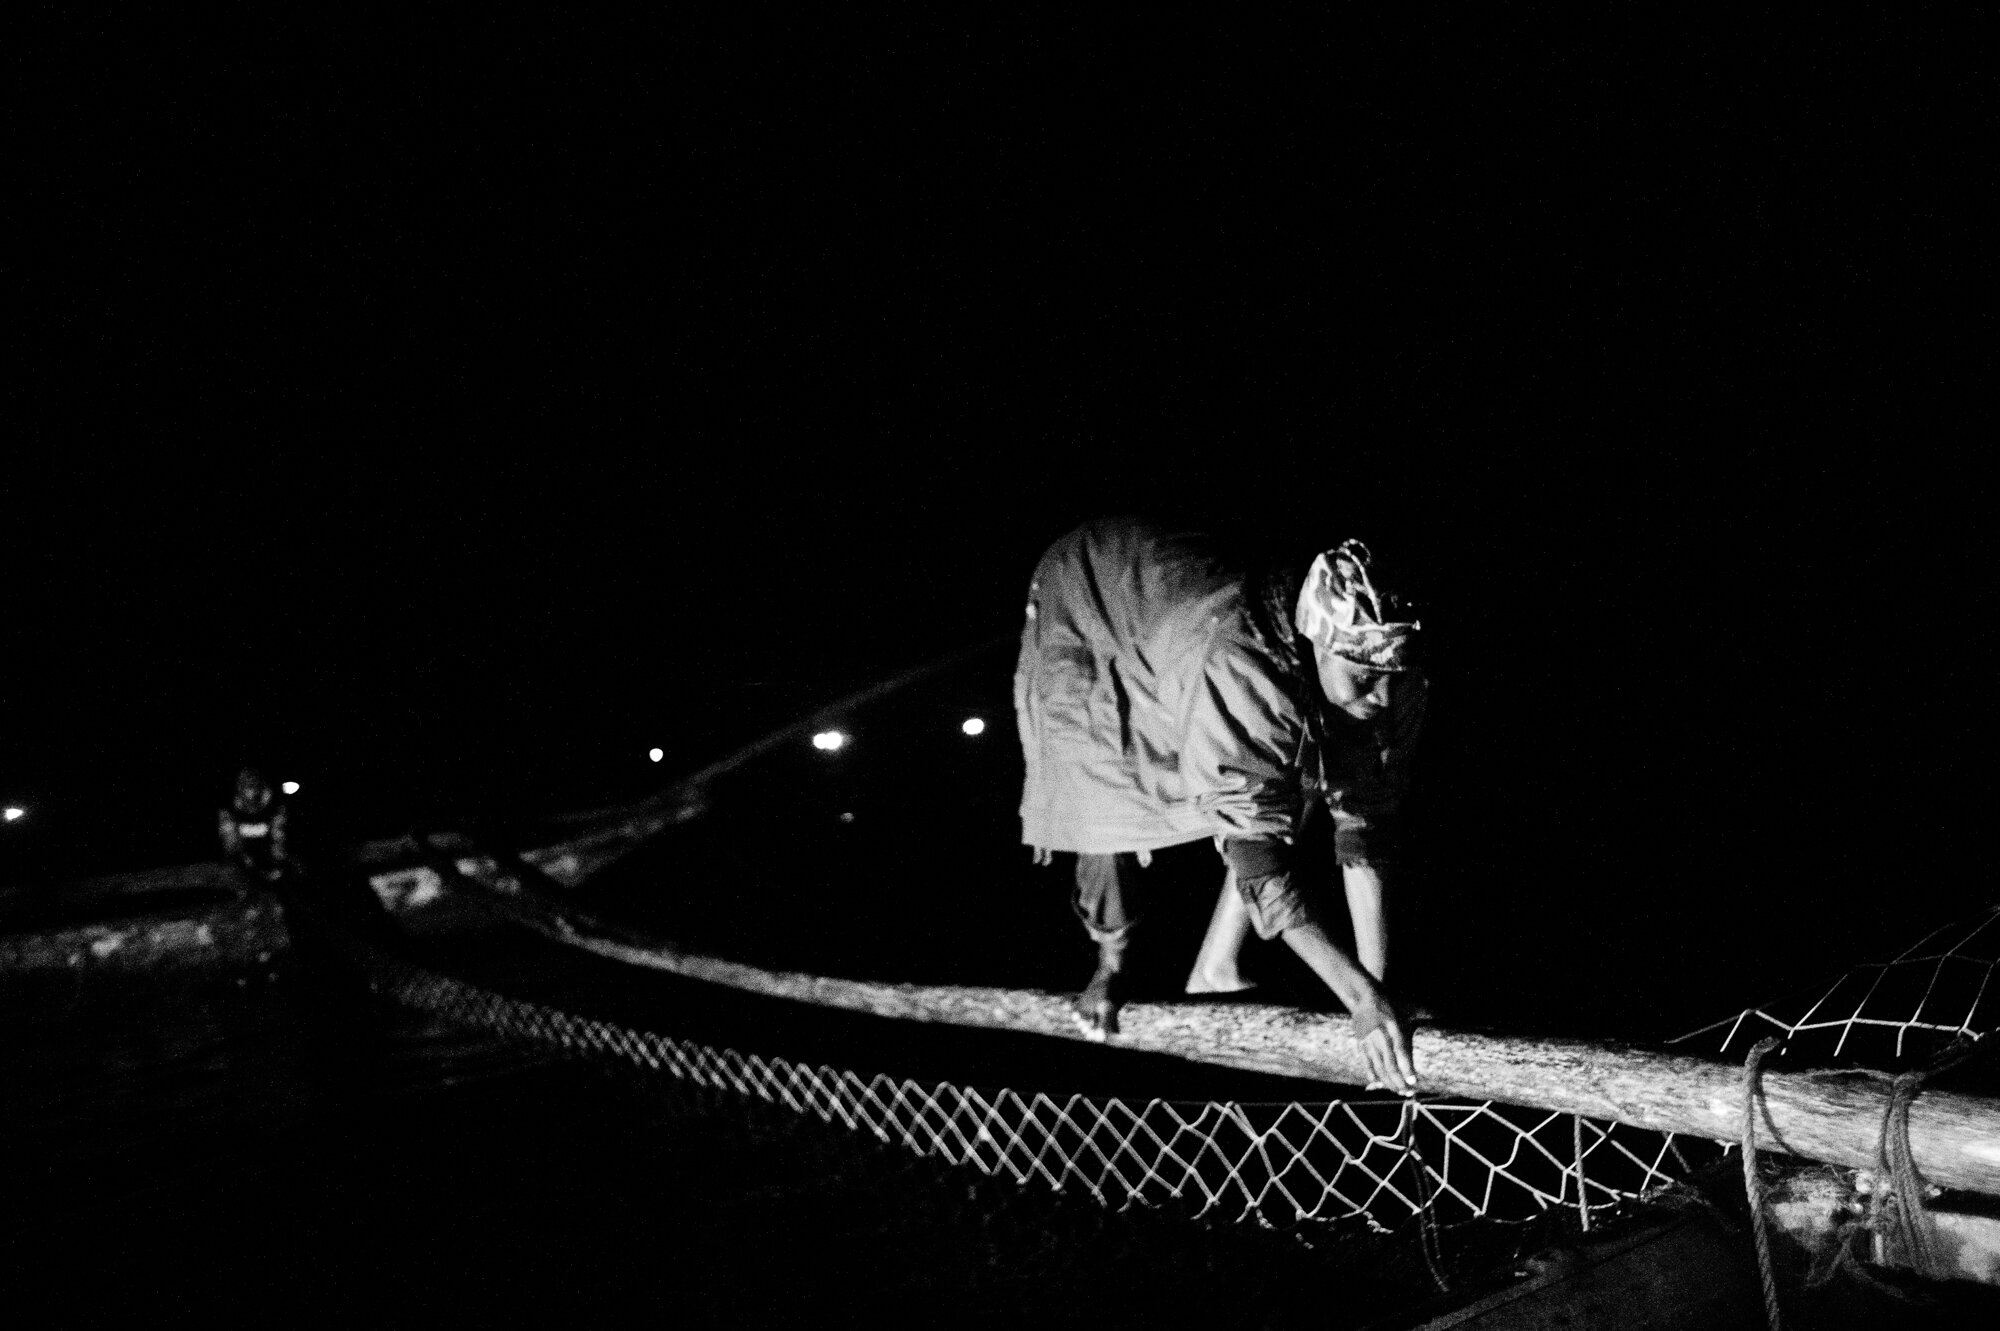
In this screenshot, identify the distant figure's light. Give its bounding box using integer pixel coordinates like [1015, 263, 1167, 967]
[281, 781, 300, 795]
[838, 811, 855, 823]
[812, 729, 847, 752]
[3, 807, 23, 823]
[648, 747, 664, 763]
[961, 716, 986, 736]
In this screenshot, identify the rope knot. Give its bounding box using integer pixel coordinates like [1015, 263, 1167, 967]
[1869, 1040, 1977, 1280]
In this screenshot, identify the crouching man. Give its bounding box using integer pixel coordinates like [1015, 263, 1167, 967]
[1014, 518, 1426, 1094]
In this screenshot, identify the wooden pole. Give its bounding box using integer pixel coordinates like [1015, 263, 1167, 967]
[15, 832, 1999, 1197]
[421, 852, 2000, 1198]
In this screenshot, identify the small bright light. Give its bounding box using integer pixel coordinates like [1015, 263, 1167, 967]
[3, 807, 23, 823]
[812, 729, 847, 752]
[648, 747, 664, 763]
[961, 716, 986, 736]
[281, 781, 300, 795]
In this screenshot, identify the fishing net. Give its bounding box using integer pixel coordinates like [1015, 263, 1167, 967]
[1677, 904, 2000, 1073]
[354, 944, 1715, 1238]
[348, 861, 2000, 1254]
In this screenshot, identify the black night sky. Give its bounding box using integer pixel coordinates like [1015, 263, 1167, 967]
[7, 11, 1994, 1014]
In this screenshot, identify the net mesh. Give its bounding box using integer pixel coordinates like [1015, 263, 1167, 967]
[1678, 904, 2000, 1072]
[355, 946, 1717, 1237]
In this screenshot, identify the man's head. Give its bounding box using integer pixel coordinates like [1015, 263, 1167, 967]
[234, 767, 273, 814]
[1295, 540, 1422, 719]
[1313, 650, 1399, 721]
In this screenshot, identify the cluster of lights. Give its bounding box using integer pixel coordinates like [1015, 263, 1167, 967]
[10, 719, 998, 833]
[628, 716, 995, 767]
[809, 717, 987, 752]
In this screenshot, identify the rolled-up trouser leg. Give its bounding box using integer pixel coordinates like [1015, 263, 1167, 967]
[1073, 852, 1142, 963]
[1234, 868, 1312, 940]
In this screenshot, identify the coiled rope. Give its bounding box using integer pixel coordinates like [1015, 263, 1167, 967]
[1807, 1037, 1980, 1283]
[1742, 1036, 1785, 1331]
[1745, 1033, 1986, 1326]
[1870, 1044, 1977, 1280]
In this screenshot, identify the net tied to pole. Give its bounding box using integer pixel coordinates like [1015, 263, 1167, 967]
[340, 834, 2000, 1289]
[349, 939, 1705, 1241]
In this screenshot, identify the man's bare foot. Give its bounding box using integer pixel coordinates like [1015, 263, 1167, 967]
[1071, 962, 1125, 1041]
[1184, 965, 1259, 996]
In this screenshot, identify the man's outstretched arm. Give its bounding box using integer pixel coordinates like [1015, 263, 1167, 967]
[1278, 918, 1417, 1095]
[1342, 861, 1389, 982]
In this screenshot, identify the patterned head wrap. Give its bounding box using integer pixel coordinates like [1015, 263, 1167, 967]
[1294, 540, 1421, 671]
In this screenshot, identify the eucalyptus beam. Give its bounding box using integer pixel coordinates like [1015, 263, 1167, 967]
[418, 856, 2000, 1197]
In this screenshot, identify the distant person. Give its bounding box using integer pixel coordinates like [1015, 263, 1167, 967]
[218, 766, 289, 884]
[1014, 518, 1426, 1094]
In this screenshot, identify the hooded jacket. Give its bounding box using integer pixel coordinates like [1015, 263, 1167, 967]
[1014, 517, 1425, 869]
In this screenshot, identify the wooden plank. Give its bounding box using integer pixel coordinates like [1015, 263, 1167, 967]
[1386, 1215, 1761, 1330]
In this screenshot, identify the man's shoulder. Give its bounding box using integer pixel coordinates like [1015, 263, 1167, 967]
[1033, 517, 1233, 605]
[1051, 514, 1218, 563]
